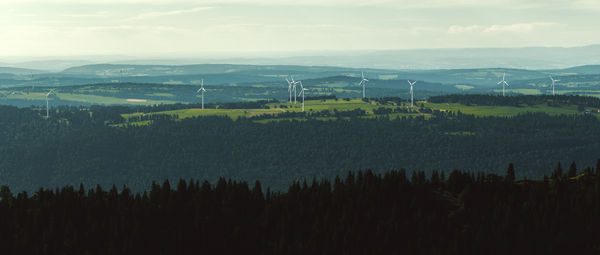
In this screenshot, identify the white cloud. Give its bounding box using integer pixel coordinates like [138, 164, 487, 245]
[62, 11, 109, 18]
[127, 7, 213, 20]
[483, 22, 565, 33]
[1, 0, 599, 10]
[448, 23, 566, 34]
[448, 25, 482, 34]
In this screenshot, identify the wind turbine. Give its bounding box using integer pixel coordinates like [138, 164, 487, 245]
[407, 80, 417, 107]
[196, 79, 207, 109]
[550, 76, 559, 95]
[120, 69, 125, 83]
[297, 81, 309, 112]
[290, 76, 299, 104]
[497, 73, 509, 96]
[358, 72, 369, 98]
[285, 77, 293, 103]
[45, 89, 55, 119]
[31, 73, 35, 91]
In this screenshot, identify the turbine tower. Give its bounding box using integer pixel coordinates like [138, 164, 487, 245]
[497, 73, 509, 96]
[550, 76, 559, 95]
[45, 89, 55, 119]
[31, 73, 35, 91]
[407, 80, 417, 107]
[291, 76, 299, 104]
[297, 81, 309, 112]
[196, 79, 207, 109]
[358, 72, 369, 98]
[285, 77, 293, 103]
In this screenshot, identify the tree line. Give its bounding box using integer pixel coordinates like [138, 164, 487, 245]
[429, 94, 600, 108]
[1, 164, 600, 254]
[1, 104, 600, 192]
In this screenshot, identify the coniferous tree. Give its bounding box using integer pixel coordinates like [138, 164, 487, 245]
[568, 162, 577, 178]
[506, 163, 516, 183]
[552, 163, 564, 180]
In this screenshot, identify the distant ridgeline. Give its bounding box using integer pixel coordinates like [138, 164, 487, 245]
[2, 166, 600, 254]
[430, 94, 600, 108]
[126, 95, 338, 113]
[1, 97, 600, 192]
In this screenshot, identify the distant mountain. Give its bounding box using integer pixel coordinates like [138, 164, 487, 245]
[103, 45, 600, 70]
[0, 67, 45, 75]
[2, 63, 600, 94]
[5, 45, 600, 71]
[394, 68, 549, 87]
[60, 63, 380, 77]
[8, 59, 96, 72]
[554, 65, 600, 75]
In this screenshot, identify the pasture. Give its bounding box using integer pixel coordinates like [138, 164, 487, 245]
[120, 98, 599, 126]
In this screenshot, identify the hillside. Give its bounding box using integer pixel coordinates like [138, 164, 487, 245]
[2, 64, 600, 106]
[1, 95, 599, 192]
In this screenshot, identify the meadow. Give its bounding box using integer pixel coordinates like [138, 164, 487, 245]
[120, 97, 599, 126]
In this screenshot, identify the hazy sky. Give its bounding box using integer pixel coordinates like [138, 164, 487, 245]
[1, 0, 599, 57]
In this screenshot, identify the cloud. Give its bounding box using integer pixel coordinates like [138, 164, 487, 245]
[448, 25, 482, 34]
[448, 23, 566, 34]
[1, 0, 600, 10]
[127, 7, 213, 20]
[62, 11, 109, 18]
[483, 22, 566, 33]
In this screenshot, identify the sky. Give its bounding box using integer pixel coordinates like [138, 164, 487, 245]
[0, 0, 599, 58]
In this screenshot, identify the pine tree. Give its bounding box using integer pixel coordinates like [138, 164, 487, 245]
[568, 162, 577, 178]
[431, 171, 440, 186]
[506, 163, 516, 183]
[552, 163, 563, 179]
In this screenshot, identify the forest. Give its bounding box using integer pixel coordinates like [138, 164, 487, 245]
[429, 94, 600, 108]
[1, 165, 600, 254]
[1, 98, 600, 192]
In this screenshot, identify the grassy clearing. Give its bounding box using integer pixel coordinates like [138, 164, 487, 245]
[269, 99, 388, 113]
[123, 108, 285, 122]
[492, 89, 542, 95]
[118, 98, 599, 126]
[145, 93, 175, 97]
[1, 90, 179, 105]
[57, 93, 178, 105]
[379, 74, 399, 80]
[423, 102, 581, 117]
[4, 92, 47, 100]
[455, 85, 474, 90]
[510, 89, 542, 95]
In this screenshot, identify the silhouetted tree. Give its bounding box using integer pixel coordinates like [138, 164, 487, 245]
[506, 163, 516, 183]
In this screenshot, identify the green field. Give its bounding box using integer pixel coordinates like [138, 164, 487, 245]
[492, 89, 543, 95]
[120, 98, 599, 126]
[423, 102, 582, 117]
[455, 85, 474, 91]
[0, 90, 179, 105]
[58, 93, 178, 105]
